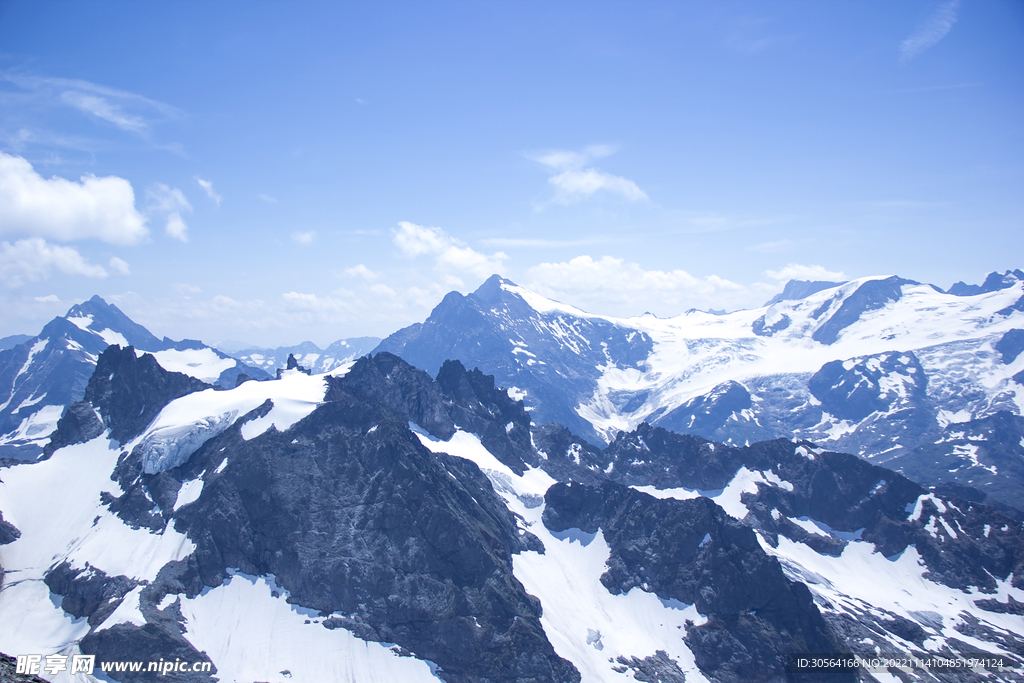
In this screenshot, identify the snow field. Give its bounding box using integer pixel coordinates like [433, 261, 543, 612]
[177, 573, 440, 683]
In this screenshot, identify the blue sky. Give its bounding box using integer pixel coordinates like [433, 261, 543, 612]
[1, 1, 1022, 347]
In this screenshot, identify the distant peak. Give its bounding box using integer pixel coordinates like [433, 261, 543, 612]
[764, 280, 844, 307]
[947, 269, 1024, 297]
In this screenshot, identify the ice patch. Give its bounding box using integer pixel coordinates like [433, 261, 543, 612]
[174, 478, 204, 510]
[137, 411, 238, 474]
[66, 315, 93, 331]
[96, 328, 129, 347]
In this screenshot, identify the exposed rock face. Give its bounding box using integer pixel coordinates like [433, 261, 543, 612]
[326, 351, 456, 440]
[996, 328, 1024, 365]
[887, 410, 1024, 510]
[171, 381, 577, 683]
[435, 359, 538, 474]
[543, 480, 846, 683]
[30, 348, 1024, 682]
[43, 352, 579, 683]
[531, 422, 609, 486]
[82, 346, 212, 446]
[656, 381, 753, 440]
[809, 352, 928, 423]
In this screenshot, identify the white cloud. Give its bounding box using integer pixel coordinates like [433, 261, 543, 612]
[392, 221, 506, 277]
[108, 256, 131, 276]
[548, 169, 647, 204]
[0, 152, 149, 245]
[174, 283, 202, 295]
[195, 177, 222, 206]
[0, 237, 108, 287]
[529, 145, 646, 205]
[147, 184, 191, 242]
[764, 264, 846, 282]
[900, 0, 960, 62]
[292, 231, 316, 245]
[344, 264, 378, 280]
[258, 193, 278, 204]
[34, 294, 59, 303]
[165, 214, 188, 241]
[525, 255, 754, 316]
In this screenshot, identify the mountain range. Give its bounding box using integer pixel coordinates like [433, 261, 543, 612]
[376, 271, 1024, 509]
[1, 270, 1023, 682]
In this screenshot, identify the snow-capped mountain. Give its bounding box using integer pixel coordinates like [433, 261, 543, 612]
[227, 337, 380, 375]
[376, 272, 1024, 507]
[1, 347, 1021, 681]
[0, 297, 270, 460]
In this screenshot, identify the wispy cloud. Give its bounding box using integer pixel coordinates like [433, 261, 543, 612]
[764, 264, 846, 282]
[900, 0, 961, 62]
[724, 17, 795, 55]
[195, 177, 222, 206]
[2, 72, 183, 134]
[343, 264, 378, 280]
[393, 221, 506, 278]
[292, 231, 316, 245]
[146, 184, 192, 242]
[257, 193, 278, 204]
[745, 239, 794, 254]
[108, 256, 131, 276]
[528, 145, 647, 206]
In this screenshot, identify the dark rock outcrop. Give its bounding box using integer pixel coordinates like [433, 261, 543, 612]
[81, 345, 211, 446]
[996, 329, 1024, 365]
[543, 481, 847, 683]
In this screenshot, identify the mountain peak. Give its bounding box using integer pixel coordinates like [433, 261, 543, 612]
[472, 274, 517, 304]
[764, 279, 844, 307]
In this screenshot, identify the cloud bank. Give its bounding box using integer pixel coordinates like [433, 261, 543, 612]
[0, 152, 149, 245]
